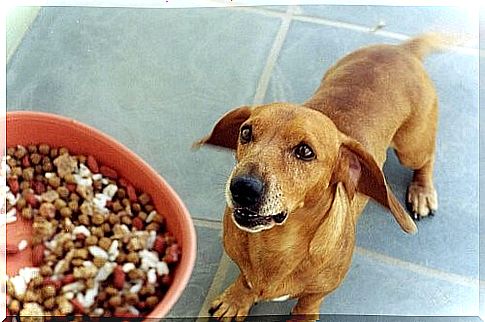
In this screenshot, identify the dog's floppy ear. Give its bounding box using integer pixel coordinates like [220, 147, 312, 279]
[330, 137, 417, 234]
[192, 106, 252, 150]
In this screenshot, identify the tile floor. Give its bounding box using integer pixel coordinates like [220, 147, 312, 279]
[6, 5, 481, 321]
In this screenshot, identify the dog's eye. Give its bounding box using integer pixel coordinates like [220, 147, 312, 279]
[240, 125, 252, 144]
[294, 143, 315, 161]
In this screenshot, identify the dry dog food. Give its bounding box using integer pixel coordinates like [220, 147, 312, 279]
[3, 144, 181, 319]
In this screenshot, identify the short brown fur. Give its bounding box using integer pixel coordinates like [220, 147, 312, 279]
[195, 34, 444, 320]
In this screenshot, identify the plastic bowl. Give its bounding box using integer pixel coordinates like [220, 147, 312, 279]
[3, 111, 197, 319]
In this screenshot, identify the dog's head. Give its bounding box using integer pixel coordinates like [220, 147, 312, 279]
[195, 103, 416, 234]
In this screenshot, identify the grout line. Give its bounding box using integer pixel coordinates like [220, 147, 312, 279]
[355, 246, 480, 288]
[230, 5, 481, 57]
[252, 7, 294, 105]
[192, 218, 222, 230]
[196, 253, 232, 321]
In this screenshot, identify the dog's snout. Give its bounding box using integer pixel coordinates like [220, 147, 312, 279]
[230, 175, 264, 207]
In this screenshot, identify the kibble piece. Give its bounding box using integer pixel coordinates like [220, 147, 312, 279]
[60, 207, 72, 218]
[22, 167, 35, 181]
[74, 248, 88, 259]
[59, 147, 69, 155]
[138, 193, 151, 206]
[102, 223, 111, 233]
[146, 296, 158, 308]
[108, 295, 122, 308]
[71, 258, 84, 267]
[138, 211, 148, 221]
[14, 145, 27, 159]
[116, 188, 126, 199]
[27, 144, 38, 154]
[92, 256, 106, 268]
[132, 203, 142, 213]
[48, 176, 61, 188]
[97, 291, 107, 302]
[92, 213, 105, 225]
[57, 186, 70, 199]
[42, 162, 54, 172]
[34, 165, 43, 174]
[126, 252, 139, 264]
[22, 207, 33, 220]
[31, 274, 44, 287]
[43, 297, 55, 310]
[31, 153, 42, 165]
[40, 265, 53, 276]
[112, 201, 123, 212]
[42, 285, 57, 299]
[124, 293, 139, 306]
[63, 240, 75, 252]
[105, 287, 118, 296]
[121, 216, 132, 226]
[146, 222, 160, 231]
[68, 199, 79, 212]
[53, 198, 67, 210]
[24, 289, 39, 302]
[128, 268, 145, 281]
[39, 144, 50, 155]
[8, 299, 21, 314]
[115, 252, 126, 264]
[98, 237, 112, 251]
[108, 213, 120, 225]
[20, 180, 31, 191]
[144, 204, 154, 213]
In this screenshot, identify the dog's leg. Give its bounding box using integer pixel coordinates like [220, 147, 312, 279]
[392, 100, 439, 220]
[291, 293, 325, 321]
[209, 275, 256, 321]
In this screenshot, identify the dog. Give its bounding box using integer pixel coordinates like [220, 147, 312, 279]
[194, 33, 446, 320]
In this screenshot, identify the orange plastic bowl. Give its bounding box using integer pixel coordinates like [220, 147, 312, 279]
[3, 111, 197, 319]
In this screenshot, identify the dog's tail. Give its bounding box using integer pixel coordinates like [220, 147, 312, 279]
[399, 32, 459, 60]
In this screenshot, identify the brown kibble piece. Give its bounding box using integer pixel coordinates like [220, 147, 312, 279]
[85, 235, 98, 247]
[42, 285, 57, 298]
[21, 207, 33, 220]
[92, 213, 105, 225]
[31, 153, 42, 165]
[108, 213, 120, 225]
[102, 222, 111, 233]
[22, 167, 35, 181]
[44, 297, 55, 310]
[48, 176, 61, 188]
[57, 186, 69, 199]
[60, 207, 72, 218]
[138, 193, 151, 205]
[9, 299, 20, 314]
[98, 237, 112, 251]
[146, 296, 158, 308]
[40, 265, 53, 276]
[124, 292, 139, 306]
[93, 257, 106, 268]
[78, 214, 90, 226]
[126, 252, 139, 264]
[39, 144, 50, 155]
[108, 295, 122, 307]
[54, 198, 67, 210]
[27, 144, 38, 154]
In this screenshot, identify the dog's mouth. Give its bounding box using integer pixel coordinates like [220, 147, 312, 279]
[232, 208, 288, 233]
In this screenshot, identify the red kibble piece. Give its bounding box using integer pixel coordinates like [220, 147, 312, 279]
[126, 185, 137, 203]
[7, 178, 19, 194]
[86, 155, 99, 173]
[164, 244, 180, 264]
[112, 265, 125, 290]
[161, 274, 172, 286]
[99, 166, 118, 179]
[66, 183, 76, 192]
[32, 181, 46, 195]
[153, 236, 166, 255]
[25, 193, 39, 208]
[22, 155, 30, 167]
[118, 178, 129, 188]
[71, 299, 85, 314]
[132, 217, 144, 231]
[61, 274, 75, 285]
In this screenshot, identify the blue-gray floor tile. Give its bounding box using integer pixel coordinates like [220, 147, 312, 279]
[265, 21, 478, 277]
[166, 226, 222, 319]
[7, 6, 281, 222]
[299, 5, 478, 47]
[211, 253, 478, 317]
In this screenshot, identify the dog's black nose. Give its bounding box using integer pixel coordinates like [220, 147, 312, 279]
[230, 175, 264, 207]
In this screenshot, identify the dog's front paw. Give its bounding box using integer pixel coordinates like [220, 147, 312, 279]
[406, 182, 438, 220]
[209, 278, 256, 321]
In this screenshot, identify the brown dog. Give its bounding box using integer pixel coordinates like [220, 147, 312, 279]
[195, 34, 444, 320]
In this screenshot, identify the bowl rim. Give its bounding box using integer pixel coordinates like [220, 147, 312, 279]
[5, 110, 197, 319]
